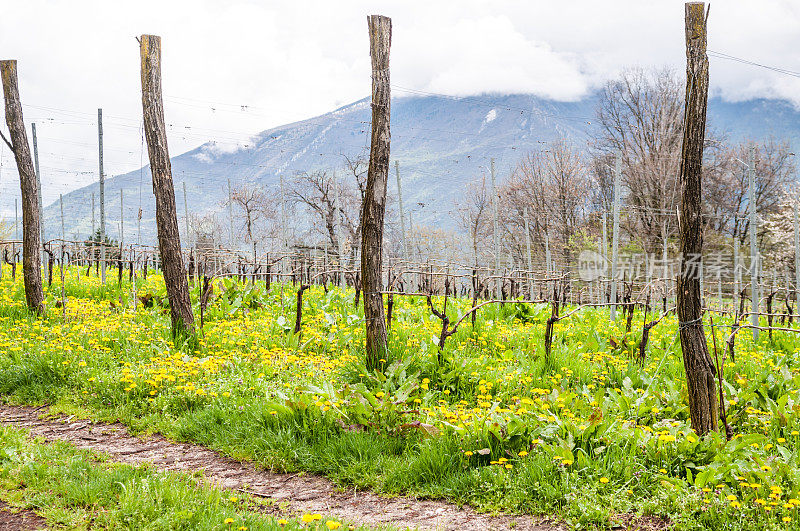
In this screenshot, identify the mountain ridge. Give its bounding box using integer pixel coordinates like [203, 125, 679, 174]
[41, 92, 800, 245]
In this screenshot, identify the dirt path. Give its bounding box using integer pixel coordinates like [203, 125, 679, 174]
[0, 500, 48, 531]
[0, 405, 563, 531]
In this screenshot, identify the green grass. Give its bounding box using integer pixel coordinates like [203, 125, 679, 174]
[0, 425, 368, 530]
[2, 268, 800, 529]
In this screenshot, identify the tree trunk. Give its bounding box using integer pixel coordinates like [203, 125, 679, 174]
[139, 35, 195, 340]
[677, 3, 717, 435]
[361, 15, 392, 371]
[1, 61, 43, 314]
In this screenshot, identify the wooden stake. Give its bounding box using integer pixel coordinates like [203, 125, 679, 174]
[361, 15, 392, 371]
[677, 3, 717, 435]
[139, 35, 195, 340]
[1, 60, 44, 313]
[98, 108, 106, 284]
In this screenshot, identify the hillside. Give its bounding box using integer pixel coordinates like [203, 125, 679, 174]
[42, 93, 800, 245]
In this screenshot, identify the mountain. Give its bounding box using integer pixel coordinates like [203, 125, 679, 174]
[42, 93, 800, 245]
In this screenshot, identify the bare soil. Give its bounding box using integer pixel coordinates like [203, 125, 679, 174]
[0, 405, 562, 530]
[0, 405, 670, 530]
[0, 500, 48, 531]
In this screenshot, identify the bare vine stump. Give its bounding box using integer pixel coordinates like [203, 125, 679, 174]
[544, 299, 560, 362]
[294, 284, 310, 338]
[766, 291, 775, 339]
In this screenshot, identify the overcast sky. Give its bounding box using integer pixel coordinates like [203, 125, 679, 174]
[1, 0, 799, 217]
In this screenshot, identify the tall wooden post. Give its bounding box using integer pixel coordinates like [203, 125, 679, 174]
[361, 15, 391, 371]
[183, 181, 190, 246]
[748, 147, 759, 340]
[394, 160, 408, 262]
[733, 235, 739, 309]
[280, 175, 289, 280]
[677, 2, 717, 435]
[91, 191, 96, 270]
[334, 171, 345, 288]
[794, 200, 799, 319]
[662, 221, 669, 306]
[545, 228, 552, 273]
[98, 108, 106, 283]
[524, 207, 533, 298]
[91, 192, 96, 239]
[31, 123, 44, 248]
[491, 157, 499, 297]
[119, 188, 124, 245]
[610, 152, 621, 320]
[1, 60, 44, 313]
[228, 177, 234, 249]
[602, 212, 608, 301]
[139, 35, 195, 339]
[59, 193, 66, 312]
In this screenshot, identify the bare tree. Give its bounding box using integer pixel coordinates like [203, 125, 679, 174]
[188, 212, 223, 253]
[289, 169, 341, 250]
[341, 153, 369, 254]
[500, 141, 589, 268]
[454, 175, 491, 267]
[761, 189, 800, 272]
[592, 67, 685, 253]
[705, 139, 796, 248]
[227, 183, 271, 258]
[289, 155, 372, 260]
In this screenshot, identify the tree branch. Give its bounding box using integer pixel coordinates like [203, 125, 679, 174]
[0, 130, 13, 152]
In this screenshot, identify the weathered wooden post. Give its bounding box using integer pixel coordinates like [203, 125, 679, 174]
[733, 235, 739, 311]
[1, 60, 44, 313]
[677, 2, 717, 435]
[59, 193, 66, 313]
[395, 161, 408, 264]
[524, 207, 533, 298]
[139, 35, 195, 340]
[491, 157, 500, 298]
[795, 200, 800, 321]
[610, 152, 621, 320]
[98, 108, 106, 284]
[361, 15, 392, 371]
[333, 171, 345, 288]
[749, 146, 758, 340]
[31, 123, 44, 253]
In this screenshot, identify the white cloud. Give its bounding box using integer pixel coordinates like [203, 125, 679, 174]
[0, 0, 799, 218]
[395, 15, 587, 99]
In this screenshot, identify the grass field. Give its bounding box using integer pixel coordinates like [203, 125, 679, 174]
[0, 424, 363, 530]
[1, 268, 800, 529]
